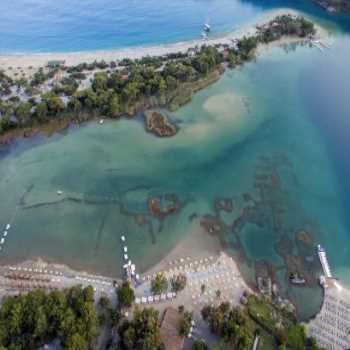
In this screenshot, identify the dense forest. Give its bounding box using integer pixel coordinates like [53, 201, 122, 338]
[0, 15, 315, 137]
[0, 283, 324, 350]
[0, 286, 99, 349]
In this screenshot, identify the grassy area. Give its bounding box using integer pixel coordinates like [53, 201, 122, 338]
[247, 295, 281, 333]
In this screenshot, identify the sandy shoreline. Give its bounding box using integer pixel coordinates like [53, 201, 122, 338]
[0, 8, 321, 71]
[144, 223, 223, 277]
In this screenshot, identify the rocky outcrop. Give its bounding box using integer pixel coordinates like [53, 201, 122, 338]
[148, 194, 181, 220]
[144, 110, 177, 137]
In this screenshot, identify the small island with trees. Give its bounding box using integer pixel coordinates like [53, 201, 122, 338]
[144, 110, 178, 137]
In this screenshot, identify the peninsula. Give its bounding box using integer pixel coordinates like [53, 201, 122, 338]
[0, 13, 318, 143]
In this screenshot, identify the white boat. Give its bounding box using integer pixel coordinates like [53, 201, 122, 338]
[0, 238, 4, 244]
[203, 23, 211, 32]
[6, 224, 10, 230]
[99, 119, 104, 125]
[124, 246, 128, 253]
[124, 254, 128, 260]
[121, 235, 126, 242]
[3, 231, 7, 237]
[57, 190, 63, 195]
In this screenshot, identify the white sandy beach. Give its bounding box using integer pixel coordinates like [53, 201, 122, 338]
[0, 8, 323, 72]
[143, 223, 223, 277]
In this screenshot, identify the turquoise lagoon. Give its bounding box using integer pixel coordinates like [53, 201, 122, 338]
[1, 35, 350, 318]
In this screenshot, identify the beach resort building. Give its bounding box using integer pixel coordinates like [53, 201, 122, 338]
[307, 278, 350, 350]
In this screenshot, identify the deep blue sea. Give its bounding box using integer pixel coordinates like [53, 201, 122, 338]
[1, 0, 350, 320]
[0, 0, 348, 53]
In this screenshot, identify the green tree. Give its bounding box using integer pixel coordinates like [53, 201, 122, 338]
[171, 274, 187, 293]
[158, 78, 167, 96]
[8, 302, 22, 337]
[237, 36, 258, 59]
[99, 296, 111, 310]
[15, 102, 32, 125]
[0, 286, 98, 349]
[286, 324, 307, 350]
[44, 94, 65, 116]
[122, 326, 136, 349]
[65, 333, 88, 350]
[118, 307, 161, 350]
[35, 102, 48, 121]
[165, 75, 178, 91]
[33, 306, 47, 340]
[92, 72, 108, 91]
[179, 311, 193, 336]
[192, 340, 209, 350]
[68, 96, 82, 113]
[117, 282, 135, 308]
[151, 273, 168, 294]
[108, 94, 121, 117]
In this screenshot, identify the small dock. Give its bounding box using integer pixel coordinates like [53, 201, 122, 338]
[317, 244, 332, 278]
[121, 234, 140, 285]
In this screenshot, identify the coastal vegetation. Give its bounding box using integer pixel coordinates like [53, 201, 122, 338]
[201, 294, 324, 349]
[171, 273, 187, 292]
[202, 301, 254, 348]
[0, 15, 316, 141]
[117, 307, 162, 350]
[0, 286, 99, 349]
[192, 340, 209, 350]
[257, 15, 316, 43]
[117, 281, 135, 308]
[0, 283, 326, 350]
[179, 310, 193, 336]
[151, 273, 169, 294]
